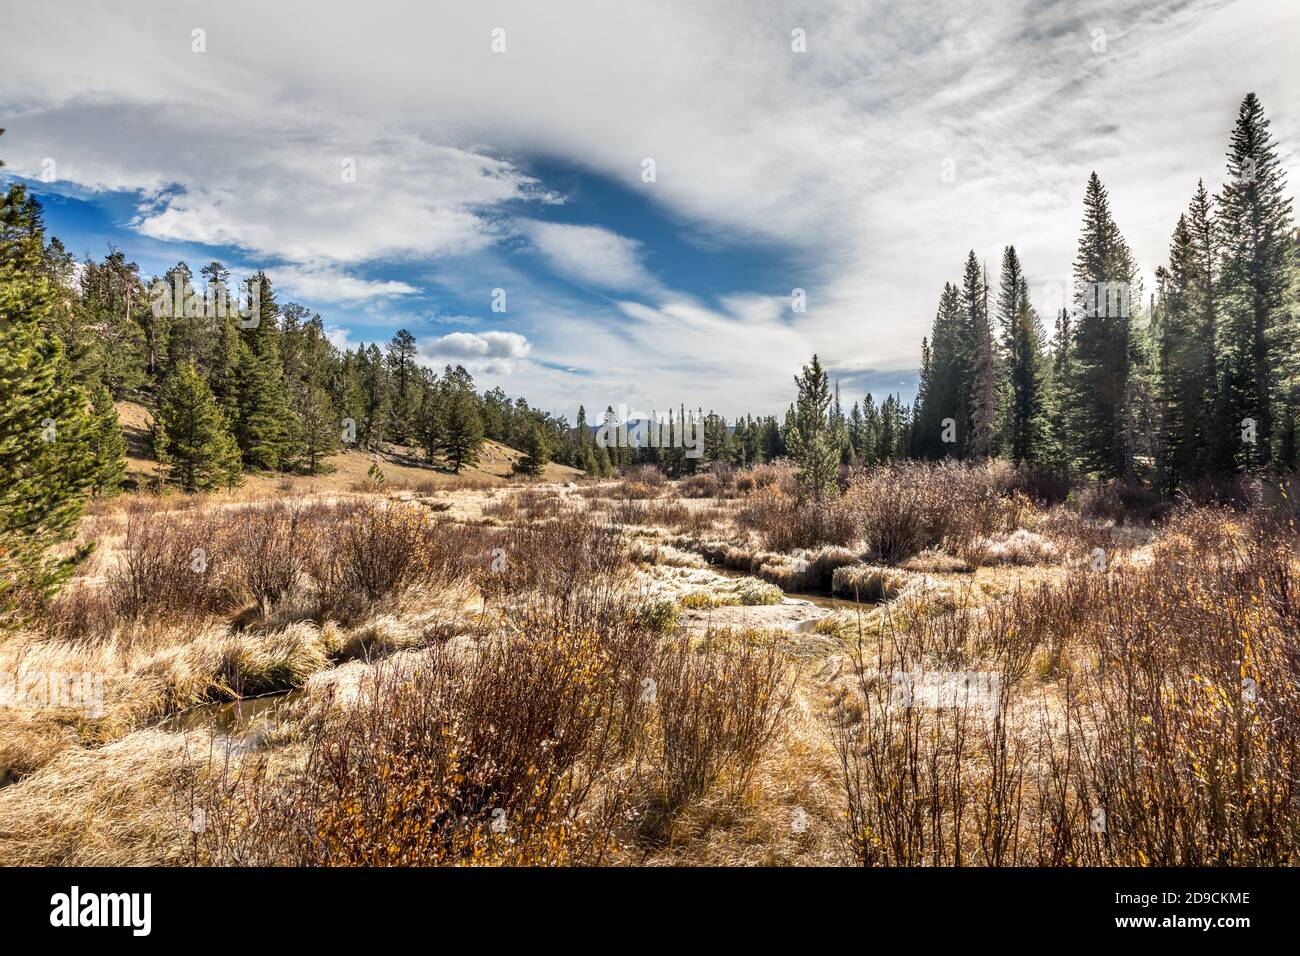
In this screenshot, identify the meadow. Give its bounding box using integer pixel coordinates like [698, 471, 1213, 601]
[2, 457, 1295, 867]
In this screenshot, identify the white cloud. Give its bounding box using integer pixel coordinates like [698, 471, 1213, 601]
[517, 220, 657, 292]
[2, 0, 1297, 415]
[422, 330, 533, 374]
[270, 266, 417, 305]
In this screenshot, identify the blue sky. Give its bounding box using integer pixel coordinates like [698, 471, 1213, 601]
[3, 0, 1297, 421]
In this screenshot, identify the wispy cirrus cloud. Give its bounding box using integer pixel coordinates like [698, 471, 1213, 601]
[516, 220, 659, 294]
[2, 0, 1296, 417]
[269, 266, 418, 305]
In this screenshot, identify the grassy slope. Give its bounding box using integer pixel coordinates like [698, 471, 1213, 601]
[116, 400, 584, 493]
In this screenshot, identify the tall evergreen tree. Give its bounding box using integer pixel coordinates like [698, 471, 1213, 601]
[964, 252, 998, 458]
[1067, 172, 1139, 479]
[0, 156, 96, 617]
[1155, 209, 1217, 490]
[232, 273, 295, 469]
[995, 247, 1049, 464]
[787, 354, 839, 501]
[386, 328, 419, 444]
[88, 383, 127, 495]
[157, 360, 243, 492]
[1216, 93, 1294, 469]
[920, 283, 966, 458]
[512, 420, 551, 477]
[1186, 182, 1224, 471]
[1007, 299, 1049, 465]
[76, 251, 147, 397]
[441, 386, 484, 474]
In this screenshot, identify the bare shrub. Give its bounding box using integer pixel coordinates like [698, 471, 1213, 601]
[964, 528, 1060, 567]
[41, 583, 117, 642]
[476, 515, 627, 604]
[623, 464, 667, 487]
[748, 460, 798, 494]
[832, 506, 1300, 866]
[831, 564, 906, 602]
[187, 591, 658, 865]
[106, 502, 226, 621]
[299, 501, 445, 619]
[843, 461, 1015, 564]
[736, 487, 855, 552]
[224, 503, 305, 617]
[650, 635, 793, 817]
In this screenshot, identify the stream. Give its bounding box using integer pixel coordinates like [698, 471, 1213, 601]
[164, 689, 304, 739]
[708, 562, 870, 611]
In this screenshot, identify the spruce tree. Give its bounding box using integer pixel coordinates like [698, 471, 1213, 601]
[848, 400, 866, 463]
[1067, 173, 1139, 479]
[1155, 209, 1217, 490]
[924, 283, 966, 457]
[1186, 182, 1224, 471]
[232, 272, 295, 470]
[1007, 300, 1049, 465]
[787, 354, 839, 501]
[297, 382, 340, 474]
[861, 393, 881, 463]
[386, 329, 418, 444]
[76, 251, 147, 397]
[88, 383, 127, 495]
[157, 359, 243, 492]
[964, 252, 998, 458]
[1279, 228, 1300, 469]
[0, 161, 96, 617]
[1216, 93, 1294, 469]
[992, 247, 1049, 465]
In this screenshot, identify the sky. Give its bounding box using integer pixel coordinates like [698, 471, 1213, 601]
[2, 0, 1297, 422]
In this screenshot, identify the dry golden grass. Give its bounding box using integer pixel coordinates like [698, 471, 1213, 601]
[112, 399, 584, 498]
[4, 461, 1296, 867]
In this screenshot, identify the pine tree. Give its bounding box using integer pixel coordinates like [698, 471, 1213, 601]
[232, 272, 295, 470]
[386, 329, 418, 444]
[441, 387, 484, 473]
[847, 400, 866, 463]
[76, 251, 147, 397]
[787, 354, 839, 501]
[297, 383, 340, 475]
[1186, 182, 1224, 472]
[416, 376, 443, 465]
[1007, 299, 1049, 465]
[1067, 173, 1139, 479]
[0, 160, 96, 617]
[910, 338, 933, 457]
[1217, 93, 1294, 469]
[157, 360, 243, 492]
[287, 313, 340, 474]
[88, 383, 127, 495]
[1278, 228, 1300, 469]
[877, 394, 901, 460]
[861, 393, 881, 463]
[513, 420, 551, 477]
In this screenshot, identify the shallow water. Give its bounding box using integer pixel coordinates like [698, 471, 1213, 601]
[165, 689, 303, 736]
[706, 562, 870, 610]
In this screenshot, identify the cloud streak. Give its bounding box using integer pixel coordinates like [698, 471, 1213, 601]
[1, 0, 1296, 417]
